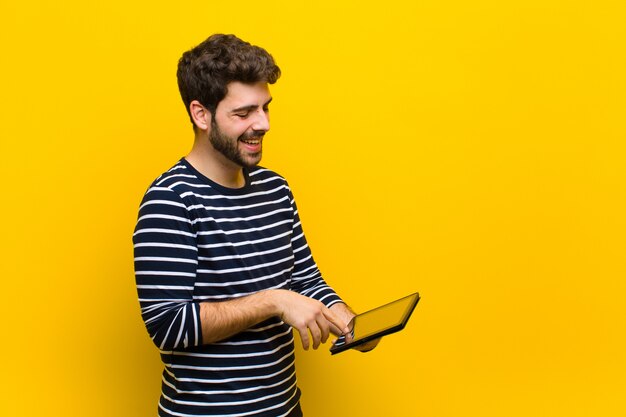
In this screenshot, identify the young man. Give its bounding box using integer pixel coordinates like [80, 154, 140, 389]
[133, 34, 372, 417]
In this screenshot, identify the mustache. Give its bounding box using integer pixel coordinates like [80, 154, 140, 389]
[240, 131, 265, 140]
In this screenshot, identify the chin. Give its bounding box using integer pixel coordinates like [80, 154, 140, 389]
[244, 153, 262, 168]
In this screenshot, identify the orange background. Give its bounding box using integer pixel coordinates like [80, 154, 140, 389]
[1, 1, 625, 416]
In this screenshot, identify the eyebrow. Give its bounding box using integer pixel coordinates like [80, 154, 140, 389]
[231, 97, 273, 114]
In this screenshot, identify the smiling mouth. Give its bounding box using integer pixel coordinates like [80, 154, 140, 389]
[240, 138, 262, 145]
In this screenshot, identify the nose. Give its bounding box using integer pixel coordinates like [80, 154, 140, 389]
[251, 108, 270, 132]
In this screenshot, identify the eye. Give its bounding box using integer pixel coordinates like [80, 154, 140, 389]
[235, 112, 250, 119]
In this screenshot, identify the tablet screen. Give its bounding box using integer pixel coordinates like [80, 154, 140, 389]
[330, 292, 420, 354]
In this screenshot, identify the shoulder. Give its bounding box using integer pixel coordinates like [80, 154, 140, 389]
[248, 166, 290, 189]
[146, 158, 218, 195]
[149, 160, 200, 190]
[139, 159, 207, 207]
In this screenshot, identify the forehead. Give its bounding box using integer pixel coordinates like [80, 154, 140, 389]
[219, 81, 272, 109]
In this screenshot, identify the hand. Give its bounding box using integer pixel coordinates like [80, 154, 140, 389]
[353, 337, 381, 353]
[329, 302, 356, 338]
[330, 303, 380, 353]
[271, 290, 350, 350]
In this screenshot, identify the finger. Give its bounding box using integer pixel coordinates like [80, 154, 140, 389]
[298, 327, 310, 350]
[308, 321, 322, 350]
[328, 322, 343, 337]
[316, 316, 330, 344]
[357, 338, 381, 352]
[322, 309, 350, 335]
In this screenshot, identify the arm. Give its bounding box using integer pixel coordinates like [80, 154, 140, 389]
[329, 302, 381, 353]
[285, 186, 370, 348]
[199, 289, 350, 350]
[133, 186, 202, 350]
[134, 185, 348, 350]
[287, 187, 343, 307]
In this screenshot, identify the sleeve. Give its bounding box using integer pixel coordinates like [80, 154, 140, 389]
[287, 186, 344, 308]
[133, 185, 203, 351]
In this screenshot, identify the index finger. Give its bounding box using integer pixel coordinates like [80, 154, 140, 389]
[322, 308, 350, 336]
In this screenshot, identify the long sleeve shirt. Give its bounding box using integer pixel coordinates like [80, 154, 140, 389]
[133, 159, 342, 417]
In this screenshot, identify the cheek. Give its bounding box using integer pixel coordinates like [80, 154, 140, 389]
[223, 120, 251, 138]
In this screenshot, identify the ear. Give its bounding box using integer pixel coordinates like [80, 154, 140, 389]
[189, 100, 211, 131]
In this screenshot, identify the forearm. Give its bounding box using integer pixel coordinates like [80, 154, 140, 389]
[329, 302, 356, 335]
[200, 289, 351, 349]
[330, 301, 380, 353]
[199, 290, 280, 345]
[330, 302, 355, 320]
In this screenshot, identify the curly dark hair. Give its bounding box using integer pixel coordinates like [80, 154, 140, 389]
[177, 34, 281, 125]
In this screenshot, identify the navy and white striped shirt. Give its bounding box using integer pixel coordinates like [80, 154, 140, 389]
[133, 159, 342, 417]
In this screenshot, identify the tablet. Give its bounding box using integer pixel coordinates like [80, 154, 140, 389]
[330, 292, 420, 355]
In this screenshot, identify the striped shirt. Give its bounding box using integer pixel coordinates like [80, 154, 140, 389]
[133, 159, 342, 417]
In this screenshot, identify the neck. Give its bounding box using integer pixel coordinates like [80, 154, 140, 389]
[186, 134, 246, 189]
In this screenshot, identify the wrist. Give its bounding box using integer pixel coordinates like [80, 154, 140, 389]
[261, 289, 285, 319]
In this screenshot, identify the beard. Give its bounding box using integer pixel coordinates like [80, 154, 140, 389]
[209, 119, 263, 168]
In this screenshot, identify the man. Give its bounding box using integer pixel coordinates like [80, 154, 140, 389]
[133, 34, 373, 417]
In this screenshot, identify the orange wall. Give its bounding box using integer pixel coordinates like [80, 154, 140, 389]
[1, 1, 625, 416]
